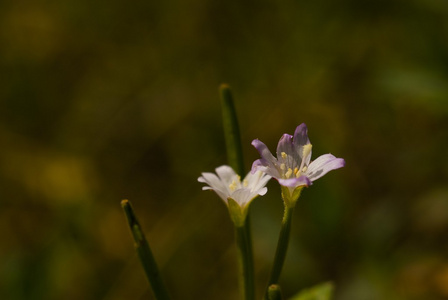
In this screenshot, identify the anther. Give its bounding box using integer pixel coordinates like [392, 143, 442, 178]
[229, 180, 237, 191]
[281, 152, 287, 159]
[302, 144, 312, 159]
[299, 144, 312, 172]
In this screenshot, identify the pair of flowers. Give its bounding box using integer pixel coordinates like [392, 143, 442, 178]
[198, 123, 345, 221]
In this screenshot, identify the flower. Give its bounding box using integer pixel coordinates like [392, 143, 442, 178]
[251, 123, 345, 205]
[198, 165, 271, 207]
[198, 165, 271, 225]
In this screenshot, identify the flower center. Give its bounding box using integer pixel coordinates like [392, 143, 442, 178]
[229, 180, 238, 191]
[279, 144, 312, 179]
[285, 168, 293, 178]
[284, 167, 302, 179]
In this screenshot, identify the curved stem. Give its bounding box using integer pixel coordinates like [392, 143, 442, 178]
[121, 200, 171, 300]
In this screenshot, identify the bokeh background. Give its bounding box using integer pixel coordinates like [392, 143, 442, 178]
[1, 0, 448, 299]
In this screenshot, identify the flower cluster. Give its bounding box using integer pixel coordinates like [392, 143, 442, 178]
[199, 123, 345, 214]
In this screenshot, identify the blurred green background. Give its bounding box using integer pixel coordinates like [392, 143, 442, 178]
[1, 0, 448, 299]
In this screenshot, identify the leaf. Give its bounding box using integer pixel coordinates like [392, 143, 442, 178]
[289, 282, 334, 300]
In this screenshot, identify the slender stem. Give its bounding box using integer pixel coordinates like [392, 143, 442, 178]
[219, 83, 256, 299]
[121, 200, 171, 300]
[235, 224, 255, 300]
[244, 215, 255, 299]
[264, 206, 295, 299]
[219, 83, 245, 176]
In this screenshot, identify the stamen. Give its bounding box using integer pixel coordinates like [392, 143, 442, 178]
[299, 144, 312, 171]
[281, 152, 287, 159]
[302, 166, 308, 172]
[229, 180, 237, 191]
[280, 163, 286, 170]
[285, 168, 293, 178]
[302, 144, 312, 159]
[293, 167, 299, 175]
[243, 179, 248, 187]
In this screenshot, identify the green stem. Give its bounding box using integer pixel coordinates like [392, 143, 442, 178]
[267, 284, 284, 300]
[121, 200, 171, 300]
[219, 83, 245, 176]
[264, 206, 295, 299]
[220, 83, 255, 299]
[244, 215, 255, 299]
[235, 224, 255, 300]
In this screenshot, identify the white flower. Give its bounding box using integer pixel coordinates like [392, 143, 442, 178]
[198, 165, 271, 225]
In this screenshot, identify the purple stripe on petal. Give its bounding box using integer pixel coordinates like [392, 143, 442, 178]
[252, 139, 277, 163]
[251, 159, 280, 178]
[293, 123, 310, 149]
[276, 133, 294, 159]
[292, 123, 311, 165]
[251, 139, 279, 173]
[278, 175, 311, 187]
[251, 159, 267, 173]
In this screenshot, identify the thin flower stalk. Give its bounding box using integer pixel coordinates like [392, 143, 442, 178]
[199, 166, 271, 300]
[219, 84, 254, 300]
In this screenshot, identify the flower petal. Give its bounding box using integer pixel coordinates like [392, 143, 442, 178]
[254, 174, 272, 192]
[230, 189, 252, 206]
[252, 139, 277, 165]
[244, 171, 272, 192]
[276, 133, 293, 157]
[278, 175, 311, 187]
[276, 133, 300, 169]
[251, 139, 280, 177]
[198, 172, 222, 189]
[215, 165, 237, 185]
[257, 187, 268, 196]
[293, 123, 310, 148]
[306, 154, 345, 181]
[198, 172, 229, 201]
[251, 159, 268, 173]
[293, 123, 312, 165]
